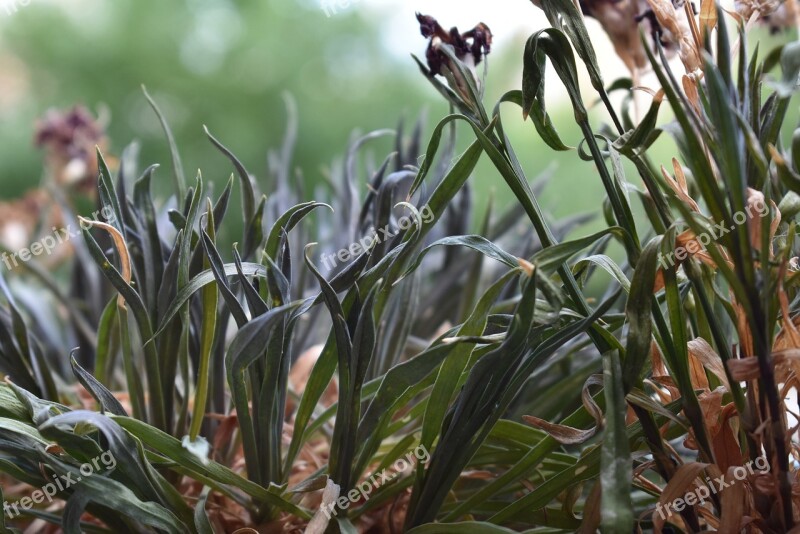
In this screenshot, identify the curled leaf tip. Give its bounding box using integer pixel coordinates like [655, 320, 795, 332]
[81, 218, 132, 309]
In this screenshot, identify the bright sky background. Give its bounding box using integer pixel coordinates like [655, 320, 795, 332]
[354, 0, 632, 99]
[377, 1, 549, 58]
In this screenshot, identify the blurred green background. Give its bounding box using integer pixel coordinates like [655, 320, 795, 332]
[0, 0, 791, 232]
[0, 0, 611, 224]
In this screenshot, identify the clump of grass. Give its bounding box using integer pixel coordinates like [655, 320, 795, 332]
[0, 3, 799, 533]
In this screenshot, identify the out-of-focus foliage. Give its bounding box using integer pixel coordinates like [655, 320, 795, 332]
[0, 0, 433, 198]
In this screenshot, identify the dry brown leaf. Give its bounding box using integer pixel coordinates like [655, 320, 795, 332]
[745, 188, 778, 256]
[518, 257, 534, 277]
[737, 0, 800, 32]
[645, 0, 701, 72]
[699, 0, 718, 35]
[733, 299, 754, 356]
[711, 404, 743, 471]
[773, 272, 800, 383]
[772, 350, 800, 388]
[585, 0, 649, 72]
[687, 341, 711, 391]
[687, 337, 731, 392]
[752, 471, 777, 494]
[521, 414, 596, 445]
[682, 1, 703, 58]
[681, 75, 701, 113]
[644, 378, 673, 405]
[303, 478, 340, 534]
[662, 159, 700, 213]
[634, 462, 664, 496]
[718, 466, 747, 532]
[77, 217, 130, 309]
[695, 505, 720, 530]
[653, 462, 709, 533]
[682, 387, 741, 469]
[522, 374, 603, 444]
[727, 357, 760, 381]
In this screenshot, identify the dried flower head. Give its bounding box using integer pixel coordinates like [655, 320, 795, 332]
[642, 0, 701, 73]
[416, 12, 492, 104]
[530, 0, 699, 75]
[34, 105, 108, 192]
[417, 14, 492, 75]
[0, 189, 51, 252]
[736, 0, 800, 33]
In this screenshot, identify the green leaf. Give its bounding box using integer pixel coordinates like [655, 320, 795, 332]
[419, 269, 519, 462]
[534, 0, 605, 94]
[189, 199, 219, 442]
[142, 85, 186, 199]
[397, 235, 518, 282]
[95, 148, 125, 236]
[225, 299, 309, 483]
[203, 125, 256, 232]
[264, 202, 332, 260]
[80, 226, 165, 430]
[70, 352, 127, 417]
[56, 471, 187, 534]
[154, 262, 268, 336]
[193, 487, 214, 534]
[773, 40, 800, 97]
[622, 237, 661, 391]
[529, 227, 626, 275]
[502, 90, 570, 151]
[0, 483, 19, 534]
[113, 416, 310, 518]
[132, 164, 165, 311]
[199, 229, 248, 327]
[94, 297, 120, 386]
[523, 29, 586, 123]
[600, 350, 633, 533]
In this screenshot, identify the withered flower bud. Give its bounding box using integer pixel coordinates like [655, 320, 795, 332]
[416, 12, 492, 101]
[34, 105, 108, 193]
